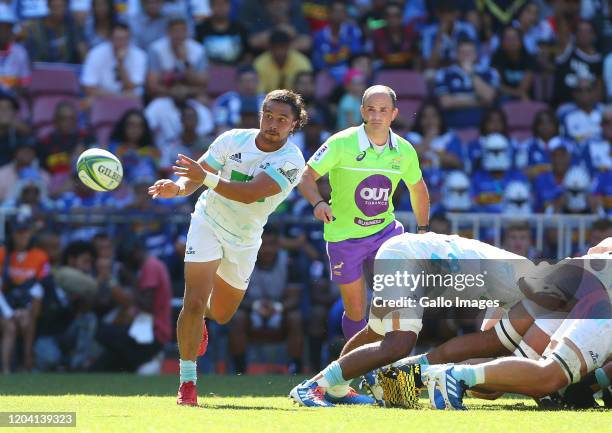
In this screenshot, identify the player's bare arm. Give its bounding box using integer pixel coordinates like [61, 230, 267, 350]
[172, 153, 282, 203]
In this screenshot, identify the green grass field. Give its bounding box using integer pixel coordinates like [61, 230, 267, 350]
[0, 374, 609, 433]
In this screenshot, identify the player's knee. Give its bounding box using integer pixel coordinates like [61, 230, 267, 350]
[532, 360, 569, 397]
[182, 296, 207, 317]
[214, 310, 235, 325]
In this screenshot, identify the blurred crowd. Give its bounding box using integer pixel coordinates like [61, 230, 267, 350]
[0, 0, 611, 374]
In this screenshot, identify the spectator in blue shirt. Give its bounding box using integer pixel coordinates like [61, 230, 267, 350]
[422, 0, 477, 70]
[212, 66, 264, 133]
[312, 0, 364, 83]
[435, 38, 499, 129]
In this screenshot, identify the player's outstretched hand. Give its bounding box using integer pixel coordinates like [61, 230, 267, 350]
[173, 154, 207, 183]
[148, 179, 179, 199]
[314, 202, 334, 224]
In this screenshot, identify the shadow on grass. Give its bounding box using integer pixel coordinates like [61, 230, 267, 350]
[470, 402, 607, 412]
[201, 404, 298, 411]
[0, 373, 308, 397]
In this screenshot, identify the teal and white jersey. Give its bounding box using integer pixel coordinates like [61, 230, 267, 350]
[195, 128, 305, 244]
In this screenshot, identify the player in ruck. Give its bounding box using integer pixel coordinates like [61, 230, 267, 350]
[425, 245, 611, 410]
[297, 85, 429, 403]
[148, 90, 307, 406]
[290, 232, 536, 406]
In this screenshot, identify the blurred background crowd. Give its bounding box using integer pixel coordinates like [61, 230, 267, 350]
[0, 0, 610, 376]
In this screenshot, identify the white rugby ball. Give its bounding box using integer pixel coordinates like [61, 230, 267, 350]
[76, 148, 123, 192]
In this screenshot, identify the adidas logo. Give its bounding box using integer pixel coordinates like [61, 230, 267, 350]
[186, 246, 196, 255]
[229, 153, 242, 163]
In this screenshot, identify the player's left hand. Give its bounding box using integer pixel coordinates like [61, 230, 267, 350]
[173, 154, 208, 184]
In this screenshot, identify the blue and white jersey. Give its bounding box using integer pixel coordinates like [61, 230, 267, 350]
[213, 91, 265, 128]
[434, 64, 500, 98]
[198, 129, 305, 244]
[583, 137, 612, 174]
[558, 103, 604, 146]
[471, 169, 529, 213]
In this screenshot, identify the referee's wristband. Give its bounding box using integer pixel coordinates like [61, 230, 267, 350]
[416, 225, 430, 232]
[313, 199, 327, 210]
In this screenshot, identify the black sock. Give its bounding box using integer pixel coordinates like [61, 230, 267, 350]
[233, 354, 246, 374]
[309, 336, 323, 371]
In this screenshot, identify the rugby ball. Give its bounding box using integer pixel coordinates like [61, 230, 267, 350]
[76, 148, 123, 192]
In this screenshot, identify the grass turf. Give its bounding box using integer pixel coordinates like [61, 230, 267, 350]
[0, 374, 608, 433]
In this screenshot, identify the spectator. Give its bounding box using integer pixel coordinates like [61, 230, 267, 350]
[83, 0, 117, 48]
[502, 220, 541, 261]
[253, 29, 312, 93]
[358, 0, 387, 36]
[466, 108, 513, 173]
[0, 213, 49, 372]
[229, 226, 304, 374]
[128, 0, 169, 50]
[586, 218, 612, 251]
[0, 93, 34, 167]
[524, 109, 564, 179]
[81, 22, 148, 98]
[37, 101, 96, 197]
[532, 138, 572, 213]
[336, 69, 366, 130]
[311, 0, 363, 83]
[471, 133, 529, 213]
[554, 19, 603, 106]
[212, 66, 264, 133]
[161, 105, 212, 174]
[241, 0, 312, 53]
[430, 212, 451, 235]
[558, 77, 604, 147]
[512, 1, 555, 72]
[422, 0, 477, 70]
[372, 1, 420, 70]
[434, 38, 499, 129]
[36, 240, 100, 371]
[291, 70, 334, 132]
[144, 91, 214, 148]
[583, 106, 612, 174]
[92, 236, 171, 372]
[406, 101, 463, 205]
[108, 109, 159, 184]
[491, 26, 537, 101]
[501, 180, 533, 215]
[55, 171, 116, 211]
[146, 17, 208, 101]
[0, 7, 31, 97]
[22, 0, 87, 64]
[0, 141, 50, 203]
[593, 166, 612, 216]
[196, 0, 251, 65]
[559, 165, 594, 214]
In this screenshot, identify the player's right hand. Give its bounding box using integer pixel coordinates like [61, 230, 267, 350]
[314, 202, 334, 224]
[148, 179, 180, 199]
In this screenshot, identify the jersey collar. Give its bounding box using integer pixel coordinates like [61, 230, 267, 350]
[357, 124, 398, 152]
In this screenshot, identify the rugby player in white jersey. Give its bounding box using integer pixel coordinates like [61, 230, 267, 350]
[148, 90, 307, 406]
[290, 232, 537, 406]
[424, 240, 611, 410]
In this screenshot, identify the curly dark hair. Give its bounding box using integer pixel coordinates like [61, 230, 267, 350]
[262, 89, 308, 132]
[109, 109, 153, 148]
